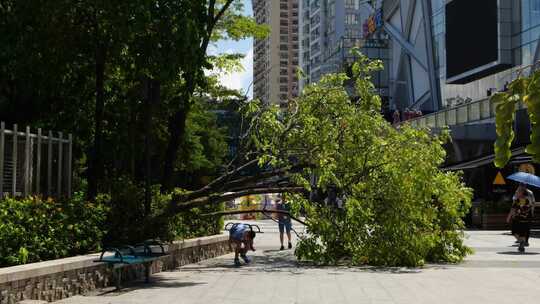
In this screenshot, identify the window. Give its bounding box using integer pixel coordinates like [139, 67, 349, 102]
[280, 3, 287, 10]
[345, 14, 357, 25]
[311, 42, 320, 53]
[280, 35, 288, 42]
[310, 14, 320, 26]
[280, 77, 288, 83]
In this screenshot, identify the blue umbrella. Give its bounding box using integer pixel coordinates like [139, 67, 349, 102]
[506, 172, 540, 188]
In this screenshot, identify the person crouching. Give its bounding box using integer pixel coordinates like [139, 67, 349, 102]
[228, 223, 256, 266]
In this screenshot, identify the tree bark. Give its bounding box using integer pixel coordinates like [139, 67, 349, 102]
[161, 102, 189, 191]
[88, 42, 106, 199]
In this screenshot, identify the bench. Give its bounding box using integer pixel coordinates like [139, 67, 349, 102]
[95, 240, 168, 289]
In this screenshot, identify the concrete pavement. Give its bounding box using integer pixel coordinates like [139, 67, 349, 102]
[56, 221, 540, 304]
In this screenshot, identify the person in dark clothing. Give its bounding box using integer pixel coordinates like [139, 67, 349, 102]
[276, 198, 292, 250]
[511, 184, 536, 246]
[507, 184, 534, 252]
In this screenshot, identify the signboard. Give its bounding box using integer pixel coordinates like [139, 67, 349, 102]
[363, 9, 383, 38]
[493, 171, 506, 185]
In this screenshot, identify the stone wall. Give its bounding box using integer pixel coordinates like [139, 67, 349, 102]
[0, 234, 230, 304]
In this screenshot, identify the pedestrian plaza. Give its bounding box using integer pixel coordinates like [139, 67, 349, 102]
[57, 221, 540, 304]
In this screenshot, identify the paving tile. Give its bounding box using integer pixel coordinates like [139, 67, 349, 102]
[55, 222, 540, 304]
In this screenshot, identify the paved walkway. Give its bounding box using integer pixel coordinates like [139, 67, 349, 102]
[57, 221, 540, 304]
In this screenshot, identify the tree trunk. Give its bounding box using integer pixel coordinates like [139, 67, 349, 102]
[161, 105, 188, 191]
[88, 43, 106, 199]
[161, 73, 196, 191]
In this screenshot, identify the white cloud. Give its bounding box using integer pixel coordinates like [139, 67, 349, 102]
[217, 47, 253, 99]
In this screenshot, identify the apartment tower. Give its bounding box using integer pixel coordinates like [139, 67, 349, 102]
[252, 0, 300, 107]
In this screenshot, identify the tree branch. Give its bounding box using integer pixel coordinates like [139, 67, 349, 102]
[203, 209, 307, 226]
[178, 158, 260, 202]
[201, 0, 235, 53]
[174, 186, 305, 211]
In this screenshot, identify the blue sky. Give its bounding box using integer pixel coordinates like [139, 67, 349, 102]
[212, 0, 254, 98]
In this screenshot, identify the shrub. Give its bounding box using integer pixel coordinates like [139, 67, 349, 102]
[100, 177, 224, 245]
[0, 193, 108, 267]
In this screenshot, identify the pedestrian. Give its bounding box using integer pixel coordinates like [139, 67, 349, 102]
[403, 108, 410, 120]
[507, 183, 534, 252]
[392, 109, 401, 124]
[276, 197, 292, 250]
[228, 223, 256, 266]
[512, 183, 535, 246]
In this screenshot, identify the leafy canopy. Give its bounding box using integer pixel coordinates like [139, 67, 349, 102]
[239, 52, 473, 266]
[492, 69, 540, 167]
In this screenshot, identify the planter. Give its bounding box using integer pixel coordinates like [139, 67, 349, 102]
[481, 213, 508, 230]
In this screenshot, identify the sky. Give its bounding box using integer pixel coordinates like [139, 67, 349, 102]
[212, 0, 254, 98]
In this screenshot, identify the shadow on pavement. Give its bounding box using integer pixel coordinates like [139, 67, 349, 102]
[177, 249, 446, 275]
[497, 251, 540, 255]
[93, 278, 207, 297]
[528, 230, 540, 238]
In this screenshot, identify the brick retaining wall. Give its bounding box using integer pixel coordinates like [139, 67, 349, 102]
[0, 234, 230, 303]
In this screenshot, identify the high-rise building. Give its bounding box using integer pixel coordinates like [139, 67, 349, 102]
[252, 0, 300, 107]
[382, 0, 540, 112]
[299, 0, 390, 102]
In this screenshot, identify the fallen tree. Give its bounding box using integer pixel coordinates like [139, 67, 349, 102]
[152, 53, 472, 267]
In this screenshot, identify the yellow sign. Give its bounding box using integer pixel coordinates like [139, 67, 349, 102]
[493, 171, 506, 185]
[519, 163, 535, 175]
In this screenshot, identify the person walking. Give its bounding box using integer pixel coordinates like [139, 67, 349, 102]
[512, 184, 535, 246]
[276, 197, 292, 250]
[507, 183, 534, 252]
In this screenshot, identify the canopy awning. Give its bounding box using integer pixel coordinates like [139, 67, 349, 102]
[443, 147, 531, 171]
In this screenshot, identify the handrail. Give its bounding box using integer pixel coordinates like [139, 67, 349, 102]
[399, 96, 508, 129]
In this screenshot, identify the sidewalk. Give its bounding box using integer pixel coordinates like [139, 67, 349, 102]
[56, 221, 540, 304]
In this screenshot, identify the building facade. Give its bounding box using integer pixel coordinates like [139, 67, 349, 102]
[252, 0, 300, 107]
[299, 0, 390, 103]
[382, 0, 540, 112]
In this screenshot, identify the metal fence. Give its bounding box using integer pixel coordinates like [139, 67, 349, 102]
[406, 97, 526, 129]
[0, 122, 73, 198]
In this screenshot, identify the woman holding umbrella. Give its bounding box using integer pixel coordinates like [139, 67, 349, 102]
[507, 183, 535, 252]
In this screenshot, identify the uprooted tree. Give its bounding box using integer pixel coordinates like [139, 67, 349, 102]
[151, 53, 473, 267]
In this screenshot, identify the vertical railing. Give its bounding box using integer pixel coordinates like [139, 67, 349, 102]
[0, 123, 73, 198]
[12, 124, 17, 195]
[0, 122, 4, 198]
[403, 97, 508, 129]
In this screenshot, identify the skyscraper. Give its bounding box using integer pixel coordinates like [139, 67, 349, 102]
[299, 0, 390, 101]
[252, 0, 300, 107]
